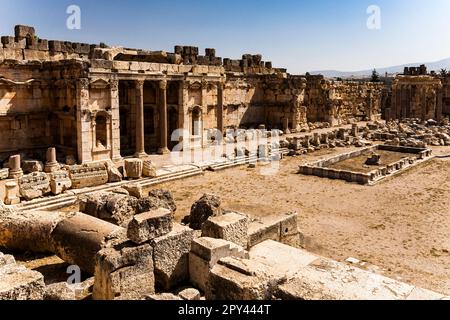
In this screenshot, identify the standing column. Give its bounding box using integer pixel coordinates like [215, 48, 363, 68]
[76, 78, 92, 164]
[110, 79, 122, 162]
[44, 147, 59, 173]
[8, 155, 23, 179]
[135, 80, 146, 158]
[436, 89, 443, 122]
[217, 81, 224, 138]
[158, 79, 170, 155]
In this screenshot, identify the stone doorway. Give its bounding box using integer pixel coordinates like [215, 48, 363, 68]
[119, 81, 135, 156]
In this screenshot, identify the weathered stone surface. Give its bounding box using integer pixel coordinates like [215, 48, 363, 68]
[188, 194, 222, 230]
[123, 183, 143, 199]
[18, 172, 50, 200]
[142, 160, 157, 178]
[69, 163, 109, 189]
[93, 242, 155, 300]
[124, 159, 143, 179]
[207, 256, 283, 300]
[201, 212, 249, 248]
[105, 161, 122, 183]
[44, 280, 94, 300]
[127, 208, 173, 244]
[151, 223, 194, 291]
[146, 293, 182, 300]
[177, 287, 201, 300]
[137, 189, 177, 214]
[49, 170, 72, 195]
[22, 160, 44, 173]
[0, 252, 45, 300]
[248, 213, 300, 248]
[0, 168, 9, 180]
[189, 237, 248, 292]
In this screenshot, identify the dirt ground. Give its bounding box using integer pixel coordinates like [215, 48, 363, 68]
[156, 146, 450, 295]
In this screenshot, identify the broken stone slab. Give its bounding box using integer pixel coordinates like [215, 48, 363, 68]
[18, 172, 51, 200]
[105, 161, 122, 183]
[93, 241, 155, 300]
[0, 252, 45, 300]
[124, 159, 143, 179]
[177, 287, 201, 300]
[201, 212, 249, 248]
[142, 160, 157, 178]
[44, 278, 94, 300]
[137, 189, 177, 214]
[151, 223, 194, 291]
[127, 208, 173, 244]
[206, 256, 284, 300]
[188, 194, 222, 230]
[123, 183, 143, 199]
[146, 293, 182, 300]
[22, 160, 44, 173]
[69, 163, 109, 189]
[49, 170, 72, 195]
[0, 168, 9, 180]
[189, 237, 248, 293]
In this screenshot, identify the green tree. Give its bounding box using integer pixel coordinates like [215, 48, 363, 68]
[371, 69, 380, 82]
[440, 69, 448, 77]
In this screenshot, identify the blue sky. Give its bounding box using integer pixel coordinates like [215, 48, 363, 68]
[1, 0, 450, 74]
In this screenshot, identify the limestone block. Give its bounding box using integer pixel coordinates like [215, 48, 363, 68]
[177, 288, 201, 300]
[127, 208, 173, 244]
[22, 160, 44, 173]
[146, 293, 182, 300]
[112, 61, 130, 70]
[0, 169, 9, 180]
[105, 161, 122, 183]
[0, 253, 45, 300]
[189, 237, 248, 292]
[124, 159, 143, 179]
[69, 163, 109, 189]
[49, 171, 72, 195]
[23, 49, 50, 61]
[123, 183, 143, 199]
[151, 223, 194, 290]
[44, 278, 94, 300]
[142, 160, 157, 178]
[93, 242, 155, 300]
[207, 257, 283, 300]
[201, 212, 249, 248]
[18, 172, 50, 200]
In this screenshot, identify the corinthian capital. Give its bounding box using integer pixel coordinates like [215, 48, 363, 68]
[159, 80, 167, 90]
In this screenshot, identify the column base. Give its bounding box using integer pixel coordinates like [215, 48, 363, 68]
[134, 152, 148, 159]
[157, 147, 170, 155]
[8, 169, 23, 179]
[44, 162, 60, 173]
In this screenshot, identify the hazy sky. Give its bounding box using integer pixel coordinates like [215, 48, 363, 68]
[1, 0, 450, 74]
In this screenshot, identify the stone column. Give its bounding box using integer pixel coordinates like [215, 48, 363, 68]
[110, 79, 122, 162]
[76, 78, 92, 164]
[44, 147, 59, 173]
[217, 81, 224, 139]
[8, 155, 23, 179]
[158, 79, 170, 155]
[283, 117, 290, 134]
[135, 80, 147, 158]
[437, 89, 443, 122]
[4, 181, 20, 205]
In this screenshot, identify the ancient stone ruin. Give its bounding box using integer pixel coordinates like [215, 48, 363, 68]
[0, 25, 450, 301]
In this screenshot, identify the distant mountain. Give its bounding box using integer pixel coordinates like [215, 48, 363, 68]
[310, 58, 450, 79]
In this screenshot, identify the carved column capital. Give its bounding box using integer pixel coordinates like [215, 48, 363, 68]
[135, 80, 145, 90]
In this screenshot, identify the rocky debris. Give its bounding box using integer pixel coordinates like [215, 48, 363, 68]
[105, 161, 122, 183]
[18, 172, 51, 200]
[22, 160, 44, 173]
[44, 278, 94, 300]
[177, 287, 201, 300]
[151, 223, 194, 291]
[201, 212, 249, 248]
[127, 208, 173, 244]
[146, 293, 182, 300]
[142, 160, 157, 178]
[188, 194, 222, 230]
[0, 252, 45, 300]
[80, 189, 176, 227]
[123, 183, 143, 199]
[124, 159, 143, 179]
[365, 153, 381, 166]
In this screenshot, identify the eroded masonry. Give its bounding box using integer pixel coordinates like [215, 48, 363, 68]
[1, 25, 450, 300]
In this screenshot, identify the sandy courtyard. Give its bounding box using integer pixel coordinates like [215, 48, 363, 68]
[157, 146, 450, 295]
